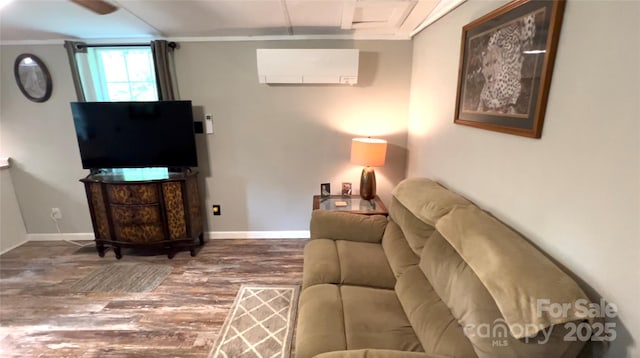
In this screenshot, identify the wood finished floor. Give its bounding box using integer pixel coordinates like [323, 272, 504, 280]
[0, 239, 305, 357]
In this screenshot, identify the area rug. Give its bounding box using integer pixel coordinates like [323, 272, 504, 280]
[70, 263, 172, 293]
[209, 285, 300, 358]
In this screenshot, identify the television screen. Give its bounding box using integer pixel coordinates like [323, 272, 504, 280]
[71, 101, 198, 169]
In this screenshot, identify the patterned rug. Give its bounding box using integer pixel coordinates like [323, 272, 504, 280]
[70, 263, 172, 293]
[209, 285, 300, 358]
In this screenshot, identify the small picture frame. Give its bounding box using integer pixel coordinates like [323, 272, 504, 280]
[341, 182, 352, 197]
[320, 183, 331, 197]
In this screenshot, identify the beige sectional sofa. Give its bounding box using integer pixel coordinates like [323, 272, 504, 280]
[296, 178, 603, 358]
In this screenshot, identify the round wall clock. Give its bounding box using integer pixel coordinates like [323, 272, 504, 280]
[14, 53, 52, 103]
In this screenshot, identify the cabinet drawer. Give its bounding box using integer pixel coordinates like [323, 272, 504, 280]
[107, 184, 159, 205]
[115, 224, 165, 243]
[110, 204, 162, 225]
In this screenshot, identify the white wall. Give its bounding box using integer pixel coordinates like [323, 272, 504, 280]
[407, 0, 639, 356]
[0, 45, 27, 252]
[0, 166, 27, 253]
[0, 40, 412, 234]
[175, 40, 412, 231]
[0, 45, 92, 234]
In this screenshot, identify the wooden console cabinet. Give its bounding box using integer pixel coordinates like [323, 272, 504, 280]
[81, 171, 203, 259]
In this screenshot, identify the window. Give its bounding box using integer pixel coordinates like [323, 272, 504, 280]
[77, 46, 158, 102]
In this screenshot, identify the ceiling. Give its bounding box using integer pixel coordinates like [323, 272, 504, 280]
[0, 0, 465, 43]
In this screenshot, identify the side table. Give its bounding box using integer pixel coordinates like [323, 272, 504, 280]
[312, 195, 388, 216]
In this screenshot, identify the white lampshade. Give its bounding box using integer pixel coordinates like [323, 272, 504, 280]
[350, 138, 387, 167]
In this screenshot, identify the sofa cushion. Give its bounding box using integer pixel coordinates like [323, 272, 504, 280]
[419, 229, 586, 357]
[395, 265, 476, 357]
[436, 206, 592, 338]
[389, 197, 436, 255]
[381, 219, 419, 278]
[392, 178, 472, 225]
[311, 211, 387, 243]
[341, 285, 423, 352]
[296, 284, 347, 358]
[337, 241, 396, 289]
[302, 239, 340, 289]
[302, 239, 396, 289]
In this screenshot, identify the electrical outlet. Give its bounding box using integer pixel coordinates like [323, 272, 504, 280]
[212, 205, 221, 216]
[51, 208, 62, 220]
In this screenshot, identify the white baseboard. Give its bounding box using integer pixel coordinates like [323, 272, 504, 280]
[206, 231, 310, 239]
[26, 233, 95, 242]
[24, 231, 309, 242]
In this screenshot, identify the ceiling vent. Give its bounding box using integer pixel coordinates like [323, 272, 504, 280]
[341, 1, 415, 33]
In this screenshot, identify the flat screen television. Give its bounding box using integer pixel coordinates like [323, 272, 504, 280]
[70, 100, 198, 169]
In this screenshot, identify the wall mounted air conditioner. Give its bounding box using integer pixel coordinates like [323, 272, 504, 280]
[256, 49, 359, 85]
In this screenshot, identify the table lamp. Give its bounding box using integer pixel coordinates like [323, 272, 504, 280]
[350, 137, 387, 200]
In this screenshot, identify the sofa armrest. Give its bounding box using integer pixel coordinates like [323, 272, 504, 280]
[314, 349, 450, 358]
[310, 210, 387, 243]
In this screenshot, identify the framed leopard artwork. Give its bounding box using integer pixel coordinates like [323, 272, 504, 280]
[454, 0, 566, 138]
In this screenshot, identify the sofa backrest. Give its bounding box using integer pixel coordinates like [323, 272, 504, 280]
[419, 229, 585, 357]
[391, 178, 472, 226]
[388, 197, 435, 255]
[389, 178, 592, 358]
[389, 179, 477, 356]
[389, 178, 471, 255]
[435, 206, 592, 339]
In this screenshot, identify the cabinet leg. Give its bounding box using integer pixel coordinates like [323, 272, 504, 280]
[190, 247, 196, 257]
[96, 243, 106, 258]
[114, 247, 122, 260]
[198, 234, 204, 246]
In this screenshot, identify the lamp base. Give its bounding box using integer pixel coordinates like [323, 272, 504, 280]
[359, 167, 376, 200]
